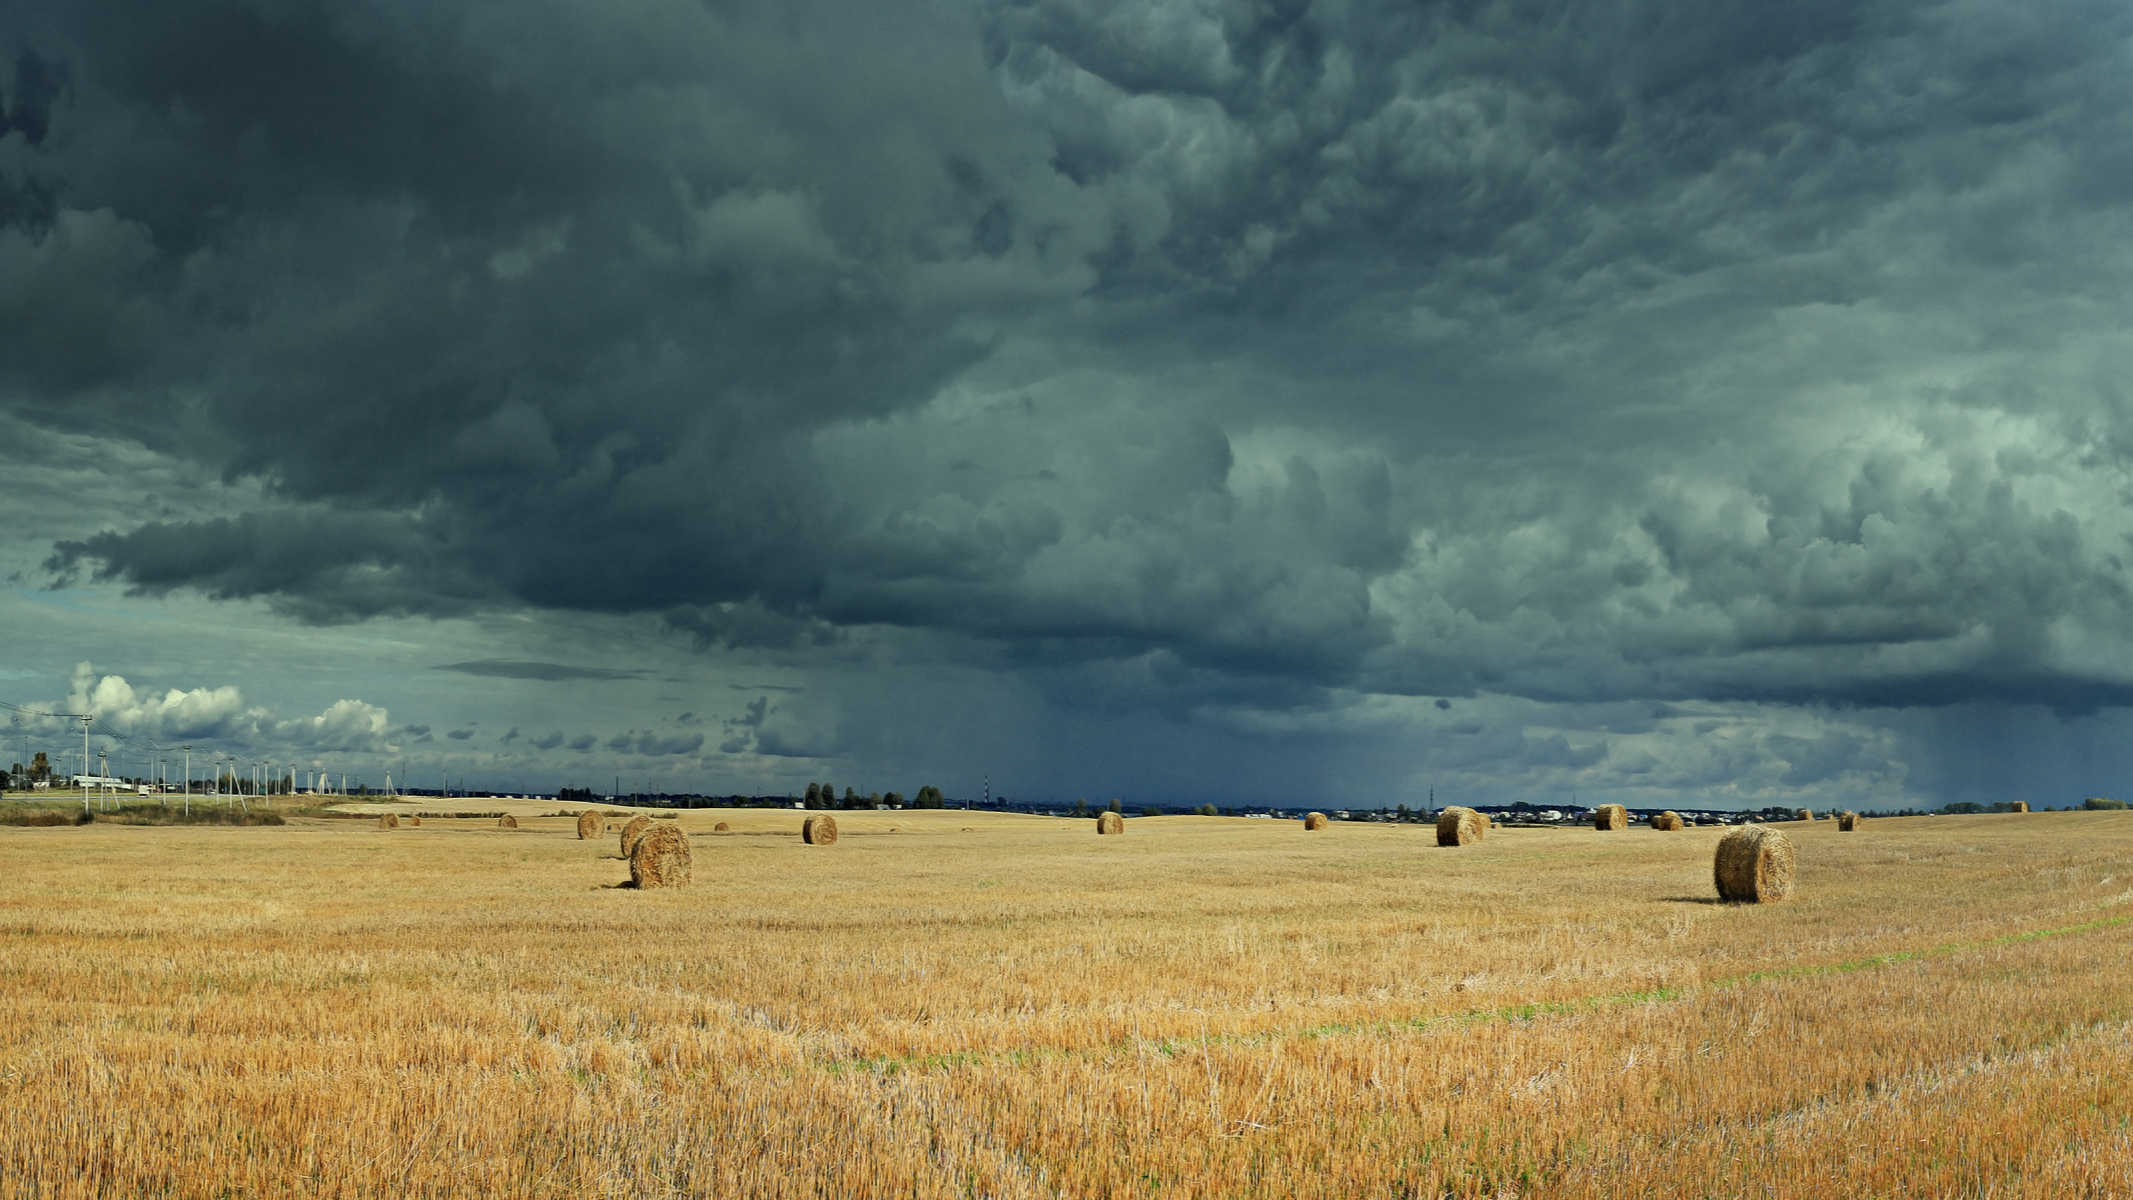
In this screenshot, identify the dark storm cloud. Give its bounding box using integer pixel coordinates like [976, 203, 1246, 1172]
[434, 660, 645, 682]
[16, 0, 2133, 726]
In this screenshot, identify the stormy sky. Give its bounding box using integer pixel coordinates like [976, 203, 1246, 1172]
[7, 0, 2133, 808]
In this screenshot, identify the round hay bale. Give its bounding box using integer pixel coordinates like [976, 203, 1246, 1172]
[1797, 808, 1814, 821]
[409, 816, 421, 827]
[498, 814, 518, 829]
[378, 813, 399, 830]
[1651, 811, 1684, 831]
[802, 814, 839, 845]
[619, 815, 653, 856]
[1714, 825, 1796, 903]
[1437, 806, 1484, 846]
[1837, 811, 1861, 831]
[1594, 804, 1627, 831]
[576, 810, 600, 840]
[1304, 812, 1328, 830]
[2012, 801, 2030, 813]
[1477, 811, 1493, 832]
[713, 821, 730, 832]
[1096, 811, 1124, 835]
[629, 822, 692, 889]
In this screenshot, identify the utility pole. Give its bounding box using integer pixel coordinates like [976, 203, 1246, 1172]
[79, 715, 92, 814]
[182, 746, 192, 816]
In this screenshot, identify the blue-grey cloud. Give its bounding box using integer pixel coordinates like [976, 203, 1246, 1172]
[13, 0, 2133, 805]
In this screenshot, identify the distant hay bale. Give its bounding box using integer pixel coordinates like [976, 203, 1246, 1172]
[1437, 806, 1484, 846]
[498, 814, 518, 829]
[619, 815, 652, 856]
[802, 814, 839, 845]
[576, 810, 600, 839]
[2012, 801, 2030, 813]
[1797, 808, 1814, 821]
[409, 816, 421, 827]
[629, 823, 692, 889]
[1714, 825, 1796, 903]
[1838, 811, 1861, 831]
[1304, 812, 1328, 830]
[1594, 804, 1627, 831]
[1096, 811, 1124, 835]
[1651, 811, 1684, 831]
[378, 813, 399, 830]
[713, 821, 730, 832]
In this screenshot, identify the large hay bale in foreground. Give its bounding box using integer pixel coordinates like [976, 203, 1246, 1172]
[802, 814, 839, 845]
[497, 814, 518, 829]
[1837, 811, 1861, 831]
[713, 821, 730, 832]
[1096, 811, 1124, 835]
[629, 823, 692, 889]
[576, 810, 600, 839]
[1715, 825, 1796, 903]
[1304, 812, 1328, 831]
[1594, 804, 1627, 831]
[2012, 801, 2030, 813]
[378, 813, 399, 830]
[619, 815, 653, 856]
[1437, 806, 1485, 846]
[1651, 811, 1684, 831]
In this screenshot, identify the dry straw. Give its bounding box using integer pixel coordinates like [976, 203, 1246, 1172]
[1304, 812, 1328, 831]
[802, 814, 839, 845]
[619, 815, 653, 856]
[2013, 801, 2030, 813]
[1838, 811, 1861, 831]
[377, 813, 398, 831]
[498, 815, 518, 829]
[629, 823, 692, 889]
[1798, 808, 1814, 821]
[1096, 811, 1124, 835]
[1594, 804, 1627, 831]
[713, 821, 730, 832]
[576, 811, 600, 840]
[1651, 811, 1684, 831]
[1714, 825, 1796, 903]
[1437, 806, 1484, 846]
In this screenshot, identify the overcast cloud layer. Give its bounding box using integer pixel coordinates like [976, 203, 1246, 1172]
[9, 0, 2133, 807]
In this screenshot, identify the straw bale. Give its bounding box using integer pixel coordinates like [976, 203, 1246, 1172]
[629, 823, 692, 889]
[1837, 811, 1861, 831]
[619, 815, 653, 856]
[409, 816, 420, 827]
[713, 821, 730, 832]
[803, 814, 839, 845]
[378, 813, 398, 830]
[497, 814, 518, 829]
[1096, 810, 1124, 835]
[2012, 801, 2030, 813]
[1304, 812, 1328, 831]
[1477, 811, 1492, 832]
[1798, 808, 1814, 821]
[576, 810, 600, 839]
[1651, 811, 1684, 831]
[1437, 806, 1484, 846]
[1714, 825, 1796, 903]
[1594, 804, 1627, 831]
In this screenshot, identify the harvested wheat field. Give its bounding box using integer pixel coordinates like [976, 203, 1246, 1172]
[2, 807, 2132, 1197]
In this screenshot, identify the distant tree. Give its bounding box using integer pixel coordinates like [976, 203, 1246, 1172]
[914, 786, 945, 809]
[884, 791, 906, 808]
[30, 752, 49, 783]
[1071, 798, 1089, 818]
[2085, 797, 2128, 810]
[1107, 798, 1121, 813]
[804, 782, 822, 809]
[1195, 804, 1217, 817]
[1141, 807, 1160, 817]
[843, 787, 859, 809]
[867, 791, 882, 808]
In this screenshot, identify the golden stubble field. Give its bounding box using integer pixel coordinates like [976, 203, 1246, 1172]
[3, 806, 2131, 1198]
